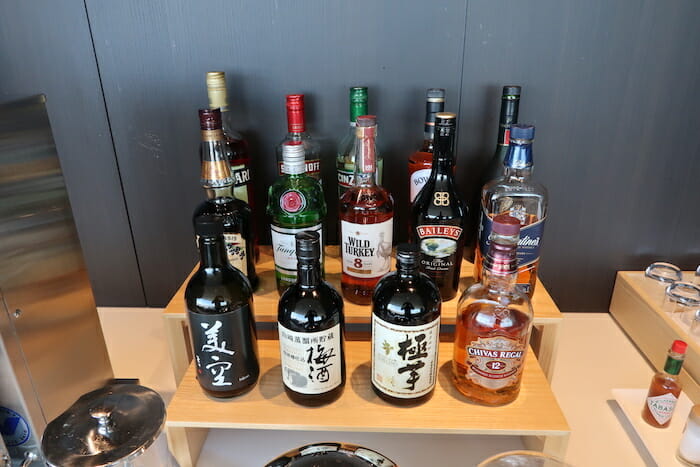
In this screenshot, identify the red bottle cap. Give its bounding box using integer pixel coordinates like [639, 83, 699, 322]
[286, 94, 305, 133]
[672, 340, 688, 354]
[492, 214, 521, 236]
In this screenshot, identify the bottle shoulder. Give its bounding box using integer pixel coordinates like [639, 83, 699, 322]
[185, 267, 253, 311]
[195, 198, 251, 224]
[278, 283, 344, 330]
[373, 272, 442, 322]
[339, 185, 394, 211]
[266, 176, 327, 221]
[459, 283, 533, 314]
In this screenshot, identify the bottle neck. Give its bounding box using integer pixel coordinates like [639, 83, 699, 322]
[397, 264, 419, 281]
[423, 99, 445, 143]
[354, 127, 377, 186]
[496, 96, 520, 146]
[200, 137, 234, 192]
[664, 353, 685, 376]
[297, 259, 321, 288]
[482, 238, 519, 291]
[287, 108, 306, 134]
[429, 126, 456, 179]
[205, 186, 234, 200]
[220, 108, 234, 134]
[349, 100, 367, 125]
[199, 236, 229, 269]
[503, 141, 533, 178]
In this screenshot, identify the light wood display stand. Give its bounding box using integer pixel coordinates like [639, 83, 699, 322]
[610, 271, 700, 403]
[163, 246, 568, 466]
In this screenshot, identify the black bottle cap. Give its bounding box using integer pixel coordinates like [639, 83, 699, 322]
[426, 88, 446, 101]
[502, 85, 521, 97]
[295, 230, 321, 262]
[194, 214, 224, 237]
[396, 243, 419, 268]
[510, 124, 535, 140]
[435, 112, 457, 128]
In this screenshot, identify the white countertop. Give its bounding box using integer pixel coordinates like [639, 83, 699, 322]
[98, 309, 660, 467]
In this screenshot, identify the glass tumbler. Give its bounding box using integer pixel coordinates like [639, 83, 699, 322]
[646, 262, 683, 303]
[663, 282, 700, 319]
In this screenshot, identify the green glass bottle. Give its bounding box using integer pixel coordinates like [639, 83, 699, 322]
[267, 141, 327, 294]
[336, 87, 383, 197]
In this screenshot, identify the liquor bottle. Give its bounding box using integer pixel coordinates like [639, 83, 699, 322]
[206, 71, 255, 205]
[474, 124, 547, 296]
[480, 86, 521, 186]
[185, 214, 259, 398]
[337, 87, 383, 197]
[453, 214, 533, 406]
[410, 112, 467, 301]
[371, 244, 441, 405]
[194, 108, 258, 289]
[642, 340, 687, 428]
[278, 231, 345, 406]
[408, 88, 445, 203]
[267, 141, 327, 294]
[276, 94, 321, 180]
[339, 115, 394, 305]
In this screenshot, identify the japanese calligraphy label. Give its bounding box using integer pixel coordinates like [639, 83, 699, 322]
[223, 232, 246, 272]
[271, 223, 323, 286]
[646, 393, 678, 426]
[465, 336, 526, 390]
[340, 218, 393, 279]
[188, 306, 256, 392]
[371, 315, 440, 398]
[278, 323, 342, 394]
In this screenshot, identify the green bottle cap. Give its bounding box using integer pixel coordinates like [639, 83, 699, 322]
[349, 87, 368, 123]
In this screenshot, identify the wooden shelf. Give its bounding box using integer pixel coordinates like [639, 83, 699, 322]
[163, 246, 563, 385]
[610, 270, 700, 403]
[166, 340, 569, 466]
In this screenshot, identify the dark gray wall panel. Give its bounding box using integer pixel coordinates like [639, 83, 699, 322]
[85, 0, 469, 306]
[459, 0, 700, 312]
[0, 1, 145, 306]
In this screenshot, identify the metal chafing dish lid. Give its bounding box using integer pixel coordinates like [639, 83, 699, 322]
[265, 442, 398, 467]
[41, 384, 165, 466]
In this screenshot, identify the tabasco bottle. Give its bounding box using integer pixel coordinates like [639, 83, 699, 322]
[642, 340, 688, 428]
[339, 115, 394, 305]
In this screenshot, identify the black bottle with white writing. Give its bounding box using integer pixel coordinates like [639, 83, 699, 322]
[371, 244, 441, 405]
[185, 214, 259, 398]
[278, 230, 346, 406]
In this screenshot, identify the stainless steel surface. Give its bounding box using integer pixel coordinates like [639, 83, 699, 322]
[0, 94, 113, 464]
[42, 384, 166, 467]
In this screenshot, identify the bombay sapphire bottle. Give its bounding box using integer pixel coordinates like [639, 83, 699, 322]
[186, 215, 259, 398]
[371, 244, 441, 405]
[277, 231, 346, 406]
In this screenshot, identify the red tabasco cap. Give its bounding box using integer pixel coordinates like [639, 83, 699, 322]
[492, 214, 521, 236]
[672, 340, 688, 354]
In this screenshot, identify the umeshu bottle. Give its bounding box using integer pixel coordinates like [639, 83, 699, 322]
[185, 215, 259, 398]
[453, 214, 533, 405]
[371, 244, 441, 405]
[339, 115, 394, 305]
[642, 340, 687, 428]
[408, 88, 445, 203]
[277, 231, 345, 406]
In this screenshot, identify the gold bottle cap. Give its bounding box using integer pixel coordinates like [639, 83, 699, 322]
[206, 71, 228, 111]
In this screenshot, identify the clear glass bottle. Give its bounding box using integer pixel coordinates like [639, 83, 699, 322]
[643, 340, 687, 428]
[276, 94, 321, 180]
[337, 87, 383, 197]
[410, 112, 467, 301]
[453, 214, 534, 406]
[267, 141, 326, 294]
[193, 108, 258, 289]
[408, 88, 445, 203]
[277, 231, 345, 406]
[185, 214, 259, 398]
[474, 124, 547, 297]
[339, 115, 394, 305]
[371, 244, 441, 405]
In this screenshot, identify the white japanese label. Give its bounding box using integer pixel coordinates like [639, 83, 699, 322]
[371, 315, 440, 398]
[271, 224, 323, 272]
[223, 233, 246, 272]
[340, 218, 393, 279]
[647, 392, 678, 425]
[278, 323, 342, 394]
[410, 168, 432, 202]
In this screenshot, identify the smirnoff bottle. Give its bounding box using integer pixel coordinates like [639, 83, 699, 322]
[267, 141, 326, 294]
[408, 88, 445, 203]
[474, 124, 547, 296]
[276, 94, 321, 180]
[206, 71, 255, 205]
[186, 214, 259, 398]
[453, 214, 533, 406]
[410, 112, 467, 301]
[193, 108, 258, 289]
[339, 115, 394, 305]
[371, 244, 441, 405]
[337, 87, 383, 197]
[278, 231, 345, 406]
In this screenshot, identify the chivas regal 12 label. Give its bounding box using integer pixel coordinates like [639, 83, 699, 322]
[464, 336, 527, 390]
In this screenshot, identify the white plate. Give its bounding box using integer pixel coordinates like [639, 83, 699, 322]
[612, 388, 693, 466]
